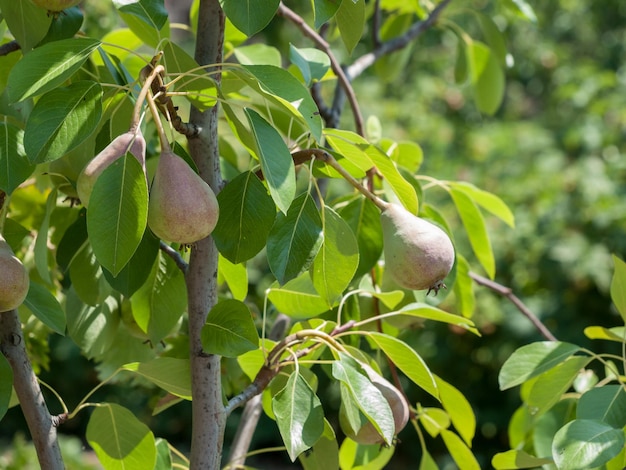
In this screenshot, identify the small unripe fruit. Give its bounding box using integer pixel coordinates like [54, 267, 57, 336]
[31, 0, 81, 13]
[380, 203, 455, 294]
[0, 236, 30, 312]
[77, 130, 146, 207]
[147, 149, 219, 244]
[339, 363, 409, 445]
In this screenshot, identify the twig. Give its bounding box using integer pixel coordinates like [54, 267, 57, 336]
[0, 310, 64, 469]
[277, 2, 364, 135]
[469, 271, 558, 342]
[159, 241, 189, 273]
[346, 0, 453, 80]
[0, 40, 20, 57]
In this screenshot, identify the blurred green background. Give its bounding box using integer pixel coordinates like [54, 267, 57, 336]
[2, 0, 626, 468]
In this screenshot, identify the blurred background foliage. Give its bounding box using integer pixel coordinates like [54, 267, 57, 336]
[2, 0, 626, 468]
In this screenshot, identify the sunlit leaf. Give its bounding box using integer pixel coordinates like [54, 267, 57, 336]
[87, 403, 156, 470]
[449, 181, 515, 228]
[115, 0, 169, 48]
[436, 376, 476, 446]
[201, 299, 259, 357]
[7, 37, 100, 103]
[610, 255, 626, 323]
[219, 255, 248, 301]
[267, 274, 330, 319]
[492, 449, 552, 469]
[335, 0, 365, 54]
[499, 341, 583, 390]
[123, 358, 191, 399]
[299, 419, 338, 470]
[289, 45, 330, 86]
[272, 371, 324, 461]
[220, 0, 280, 36]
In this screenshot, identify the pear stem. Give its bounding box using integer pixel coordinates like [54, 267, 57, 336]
[144, 82, 172, 153]
[299, 149, 389, 211]
[131, 63, 166, 133]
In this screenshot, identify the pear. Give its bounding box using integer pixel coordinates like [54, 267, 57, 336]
[0, 235, 30, 312]
[77, 129, 146, 207]
[339, 363, 409, 445]
[147, 149, 219, 244]
[380, 203, 455, 294]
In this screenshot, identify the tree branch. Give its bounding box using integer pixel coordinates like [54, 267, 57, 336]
[0, 40, 20, 57]
[277, 2, 364, 134]
[469, 271, 558, 342]
[186, 1, 226, 469]
[0, 309, 64, 469]
[345, 0, 453, 80]
[159, 241, 189, 274]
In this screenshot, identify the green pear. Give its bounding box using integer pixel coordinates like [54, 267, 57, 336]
[380, 203, 454, 294]
[339, 362, 409, 445]
[76, 129, 146, 207]
[147, 149, 219, 244]
[0, 235, 30, 312]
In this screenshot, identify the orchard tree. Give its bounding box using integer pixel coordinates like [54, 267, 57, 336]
[0, 0, 578, 469]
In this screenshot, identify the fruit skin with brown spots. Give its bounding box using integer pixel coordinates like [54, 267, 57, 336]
[30, 0, 81, 13]
[147, 149, 219, 244]
[0, 235, 30, 312]
[76, 130, 146, 207]
[339, 363, 410, 445]
[380, 203, 455, 294]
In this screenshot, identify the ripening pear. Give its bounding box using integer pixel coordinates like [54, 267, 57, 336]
[147, 149, 219, 244]
[77, 129, 146, 207]
[31, 0, 81, 13]
[380, 203, 455, 294]
[0, 235, 30, 312]
[339, 363, 409, 445]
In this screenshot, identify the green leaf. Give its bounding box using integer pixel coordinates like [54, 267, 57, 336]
[526, 356, 592, 415]
[161, 40, 218, 110]
[310, 207, 359, 307]
[238, 65, 323, 142]
[390, 302, 479, 335]
[368, 332, 438, 399]
[499, 341, 583, 390]
[7, 37, 101, 103]
[272, 371, 325, 461]
[24, 81, 102, 163]
[122, 358, 191, 399]
[69, 240, 111, 306]
[367, 146, 418, 214]
[449, 181, 515, 228]
[289, 45, 330, 86]
[299, 419, 339, 470]
[552, 419, 624, 470]
[220, 0, 280, 36]
[87, 154, 148, 276]
[338, 197, 383, 279]
[419, 448, 439, 470]
[584, 326, 626, 342]
[441, 429, 480, 470]
[66, 291, 120, 359]
[267, 274, 330, 319]
[0, 0, 50, 52]
[234, 44, 282, 66]
[492, 449, 553, 469]
[201, 299, 259, 357]
[502, 0, 537, 22]
[267, 193, 324, 285]
[332, 353, 395, 445]
[436, 376, 476, 446]
[419, 407, 450, 437]
[313, 0, 343, 29]
[130, 252, 187, 343]
[0, 354, 13, 421]
[610, 255, 626, 323]
[450, 187, 495, 278]
[453, 254, 475, 318]
[34, 189, 56, 284]
[338, 437, 395, 469]
[323, 128, 373, 172]
[476, 12, 507, 66]
[87, 403, 156, 470]
[244, 108, 296, 214]
[577, 385, 626, 429]
[23, 282, 66, 335]
[37, 6, 84, 46]
[154, 438, 173, 470]
[335, 0, 365, 54]
[115, 0, 169, 48]
[0, 123, 34, 195]
[219, 255, 248, 301]
[102, 229, 160, 298]
[466, 40, 505, 115]
[213, 171, 276, 263]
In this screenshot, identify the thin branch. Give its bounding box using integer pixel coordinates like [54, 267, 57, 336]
[372, 0, 382, 48]
[0, 40, 20, 57]
[159, 241, 189, 273]
[0, 310, 64, 469]
[277, 2, 364, 135]
[346, 0, 453, 80]
[469, 271, 558, 342]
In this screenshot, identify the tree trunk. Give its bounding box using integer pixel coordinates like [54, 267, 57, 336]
[186, 1, 226, 469]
